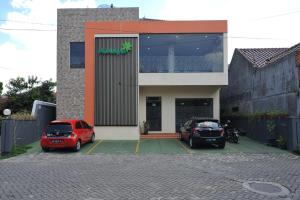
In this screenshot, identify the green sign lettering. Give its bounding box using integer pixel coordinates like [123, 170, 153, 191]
[97, 41, 133, 55]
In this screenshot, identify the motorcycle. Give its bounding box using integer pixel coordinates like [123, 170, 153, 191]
[223, 120, 239, 143]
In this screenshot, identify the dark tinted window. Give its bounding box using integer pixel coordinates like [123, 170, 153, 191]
[140, 34, 223, 73]
[46, 123, 72, 134]
[75, 121, 82, 129]
[70, 42, 85, 68]
[81, 121, 90, 129]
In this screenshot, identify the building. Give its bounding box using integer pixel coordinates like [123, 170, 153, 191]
[57, 7, 228, 140]
[221, 43, 300, 117]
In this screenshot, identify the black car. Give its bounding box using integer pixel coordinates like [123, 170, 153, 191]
[179, 118, 225, 149]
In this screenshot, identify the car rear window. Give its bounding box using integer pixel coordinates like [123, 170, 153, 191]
[46, 123, 73, 134]
[196, 121, 220, 128]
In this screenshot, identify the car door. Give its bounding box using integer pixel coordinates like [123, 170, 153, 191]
[75, 121, 84, 141]
[81, 120, 92, 142]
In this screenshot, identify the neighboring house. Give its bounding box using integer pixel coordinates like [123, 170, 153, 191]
[56, 7, 228, 140]
[221, 43, 300, 117]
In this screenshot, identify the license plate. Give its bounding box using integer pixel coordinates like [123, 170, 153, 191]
[52, 140, 62, 144]
[206, 138, 216, 142]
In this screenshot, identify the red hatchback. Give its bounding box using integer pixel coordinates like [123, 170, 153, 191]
[40, 119, 95, 152]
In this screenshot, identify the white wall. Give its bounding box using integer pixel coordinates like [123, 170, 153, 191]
[94, 126, 139, 140]
[139, 86, 220, 133]
[139, 73, 228, 86]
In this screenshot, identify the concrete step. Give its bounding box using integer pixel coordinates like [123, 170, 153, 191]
[140, 133, 179, 139]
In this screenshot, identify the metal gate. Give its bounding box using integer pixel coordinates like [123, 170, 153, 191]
[175, 98, 213, 131]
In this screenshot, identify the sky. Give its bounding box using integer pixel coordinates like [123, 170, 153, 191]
[0, 0, 300, 91]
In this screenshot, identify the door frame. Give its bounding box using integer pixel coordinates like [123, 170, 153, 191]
[146, 96, 162, 131]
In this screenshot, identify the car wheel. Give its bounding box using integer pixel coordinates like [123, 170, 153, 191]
[233, 137, 239, 143]
[74, 140, 81, 152]
[42, 147, 49, 152]
[218, 142, 225, 149]
[90, 133, 95, 143]
[189, 137, 195, 149]
[233, 133, 239, 143]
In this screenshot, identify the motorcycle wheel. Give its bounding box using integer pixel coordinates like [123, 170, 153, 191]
[233, 136, 239, 143]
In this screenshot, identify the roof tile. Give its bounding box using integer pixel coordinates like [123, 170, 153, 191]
[237, 48, 288, 67]
[237, 42, 300, 68]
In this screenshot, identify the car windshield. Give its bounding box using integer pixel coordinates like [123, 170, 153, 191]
[46, 123, 72, 134]
[196, 121, 220, 128]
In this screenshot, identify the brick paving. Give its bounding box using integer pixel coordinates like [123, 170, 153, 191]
[0, 153, 299, 200]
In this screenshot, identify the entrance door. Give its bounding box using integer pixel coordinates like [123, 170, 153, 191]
[175, 98, 213, 132]
[146, 97, 162, 131]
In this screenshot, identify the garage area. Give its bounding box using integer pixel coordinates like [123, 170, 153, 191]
[175, 98, 213, 131]
[87, 137, 287, 155]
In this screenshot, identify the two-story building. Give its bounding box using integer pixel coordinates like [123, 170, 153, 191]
[57, 7, 228, 140]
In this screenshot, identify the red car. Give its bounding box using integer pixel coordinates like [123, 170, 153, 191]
[40, 119, 95, 152]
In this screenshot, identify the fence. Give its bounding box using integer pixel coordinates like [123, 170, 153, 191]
[222, 116, 300, 151]
[1, 102, 56, 154]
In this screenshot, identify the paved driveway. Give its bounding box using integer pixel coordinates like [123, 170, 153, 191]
[24, 136, 289, 155]
[0, 152, 300, 200]
[0, 137, 298, 200]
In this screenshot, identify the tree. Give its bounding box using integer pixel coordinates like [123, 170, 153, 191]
[5, 76, 56, 113]
[6, 77, 28, 96]
[30, 80, 56, 103]
[0, 81, 3, 96]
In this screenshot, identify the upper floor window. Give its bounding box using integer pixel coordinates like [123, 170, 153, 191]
[139, 34, 223, 73]
[70, 42, 85, 68]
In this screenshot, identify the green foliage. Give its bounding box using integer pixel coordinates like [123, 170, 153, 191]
[140, 121, 150, 134]
[0, 81, 3, 95]
[221, 110, 288, 120]
[5, 76, 56, 113]
[6, 77, 29, 96]
[0, 145, 32, 160]
[266, 120, 276, 135]
[11, 112, 35, 120]
[276, 135, 286, 146]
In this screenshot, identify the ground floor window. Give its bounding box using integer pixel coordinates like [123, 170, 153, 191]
[175, 98, 213, 131]
[146, 97, 161, 131]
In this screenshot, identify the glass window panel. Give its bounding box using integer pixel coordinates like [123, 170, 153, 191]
[70, 42, 85, 68]
[139, 34, 223, 73]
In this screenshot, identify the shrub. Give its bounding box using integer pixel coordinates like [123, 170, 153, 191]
[10, 112, 35, 120]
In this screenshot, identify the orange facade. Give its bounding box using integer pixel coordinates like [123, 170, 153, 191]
[84, 20, 227, 125]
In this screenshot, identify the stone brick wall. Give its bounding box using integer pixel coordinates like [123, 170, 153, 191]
[56, 8, 139, 120]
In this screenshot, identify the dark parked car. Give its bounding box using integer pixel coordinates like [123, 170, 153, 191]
[179, 118, 225, 149]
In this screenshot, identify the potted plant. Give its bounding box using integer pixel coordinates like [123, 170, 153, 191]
[276, 135, 287, 149]
[142, 121, 150, 135]
[266, 120, 277, 146]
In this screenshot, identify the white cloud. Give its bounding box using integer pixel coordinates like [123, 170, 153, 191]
[159, 0, 300, 63]
[0, 0, 97, 91]
[1, 0, 300, 91]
